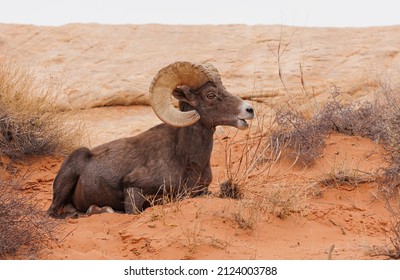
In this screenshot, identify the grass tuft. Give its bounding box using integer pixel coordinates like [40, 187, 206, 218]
[0, 59, 82, 158]
[219, 179, 243, 199]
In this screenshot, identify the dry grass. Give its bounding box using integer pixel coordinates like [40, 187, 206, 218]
[369, 198, 400, 259]
[217, 102, 278, 199]
[181, 222, 202, 258]
[146, 181, 197, 211]
[233, 199, 260, 229]
[215, 105, 305, 225]
[262, 184, 308, 220]
[0, 59, 83, 158]
[316, 164, 377, 190]
[0, 178, 59, 259]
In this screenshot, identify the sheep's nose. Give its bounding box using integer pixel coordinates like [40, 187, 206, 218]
[245, 105, 254, 119]
[246, 107, 254, 115]
[239, 102, 254, 119]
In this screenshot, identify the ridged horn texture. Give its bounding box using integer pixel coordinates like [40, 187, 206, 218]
[202, 63, 221, 80]
[149, 61, 216, 127]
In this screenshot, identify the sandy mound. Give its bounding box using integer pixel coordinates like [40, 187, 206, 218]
[6, 133, 391, 260]
[1, 23, 400, 259]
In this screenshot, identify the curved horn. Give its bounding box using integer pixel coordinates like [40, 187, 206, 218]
[203, 63, 221, 80]
[149, 61, 215, 127]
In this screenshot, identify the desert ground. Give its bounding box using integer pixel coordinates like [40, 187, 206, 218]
[1, 23, 400, 259]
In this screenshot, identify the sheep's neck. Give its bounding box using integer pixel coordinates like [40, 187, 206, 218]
[175, 122, 214, 161]
[175, 101, 215, 163]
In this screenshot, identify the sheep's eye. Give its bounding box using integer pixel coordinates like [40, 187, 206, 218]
[207, 93, 216, 99]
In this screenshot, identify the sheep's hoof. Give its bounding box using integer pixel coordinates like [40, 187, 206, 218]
[86, 205, 115, 216]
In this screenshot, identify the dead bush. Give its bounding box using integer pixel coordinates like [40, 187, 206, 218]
[270, 106, 327, 166]
[0, 178, 59, 259]
[371, 79, 400, 196]
[270, 90, 386, 166]
[316, 90, 384, 141]
[0, 59, 82, 158]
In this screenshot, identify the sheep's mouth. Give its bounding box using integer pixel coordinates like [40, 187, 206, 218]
[237, 118, 249, 130]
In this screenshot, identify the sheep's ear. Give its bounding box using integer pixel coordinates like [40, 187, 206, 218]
[172, 86, 196, 104]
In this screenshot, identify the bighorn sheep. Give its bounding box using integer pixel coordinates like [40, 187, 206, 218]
[47, 61, 254, 217]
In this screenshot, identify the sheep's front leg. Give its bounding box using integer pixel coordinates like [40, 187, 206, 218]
[123, 167, 150, 214]
[123, 187, 146, 214]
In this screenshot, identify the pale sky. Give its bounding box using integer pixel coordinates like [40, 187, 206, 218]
[0, 0, 399, 27]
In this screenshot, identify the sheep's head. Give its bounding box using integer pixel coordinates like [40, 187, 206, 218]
[149, 61, 254, 129]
